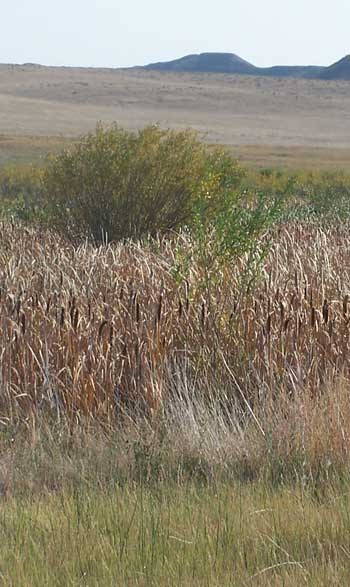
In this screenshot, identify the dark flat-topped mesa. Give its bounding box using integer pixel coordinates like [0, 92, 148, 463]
[142, 52, 350, 80]
[144, 52, 257, 74]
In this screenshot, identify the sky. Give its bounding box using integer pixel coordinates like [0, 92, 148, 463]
[2, 0, 349, 68]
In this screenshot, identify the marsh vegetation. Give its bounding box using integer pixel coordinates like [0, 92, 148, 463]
[1, 126, 350, 584]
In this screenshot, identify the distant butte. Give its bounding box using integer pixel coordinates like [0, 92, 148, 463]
[140, 52, 350, 80]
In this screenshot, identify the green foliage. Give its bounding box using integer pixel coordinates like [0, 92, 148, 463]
[245, 168, 350, 221]
[199, 188, 282, 259]
[179, 186, 284, 296]
[293, 172, 350, 220]
[0, 165, 44, 221]
[42, 125, 244, 243]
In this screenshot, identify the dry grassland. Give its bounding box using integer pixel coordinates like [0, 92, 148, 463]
[1, 63, 350, 168]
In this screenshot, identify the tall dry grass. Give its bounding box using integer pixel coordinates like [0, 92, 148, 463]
[1, 220, 350, 475]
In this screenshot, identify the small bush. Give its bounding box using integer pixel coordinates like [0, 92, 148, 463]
[42, 125, 244, 243]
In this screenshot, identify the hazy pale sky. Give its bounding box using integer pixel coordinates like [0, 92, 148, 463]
[2, 0, 349, 68]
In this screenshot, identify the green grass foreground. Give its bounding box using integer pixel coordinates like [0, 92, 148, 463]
[0, 424, 348, 586]
[1, 478, 350, 585]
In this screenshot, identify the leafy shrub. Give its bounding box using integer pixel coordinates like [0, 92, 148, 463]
[197, 188, 282, 259]
[42, 125, 244, 243]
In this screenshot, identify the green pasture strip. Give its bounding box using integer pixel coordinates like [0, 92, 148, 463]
[0, 135, 73, 166]
[1, 134, 350, 172]
[0, 481, 350, 585]
[225, 144, 350, 172]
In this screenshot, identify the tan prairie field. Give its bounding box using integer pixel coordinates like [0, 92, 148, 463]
[1, 63, 350, 168]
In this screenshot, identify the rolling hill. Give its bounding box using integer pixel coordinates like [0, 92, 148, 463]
[143, 52, 350, 80]
[319, 55, 350, 80]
